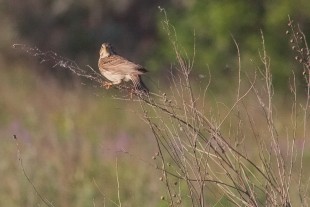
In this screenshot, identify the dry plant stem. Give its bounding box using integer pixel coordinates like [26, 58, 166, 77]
[287, 16, 310, 206]
[12, 44, 102, 84]
[286, 72, 297, 204]
[115, 158, 122, 207]
[231, 34, 242, 101]
[175, 34, 208, 205]
[13, 135, 55, 207]
[93, 178, 119, 207]
[140, 99, 177, 204]
[142, 99, 204, 206]
[299, 30, 310, 137]
[140, 57, 263, 206]
[196, 107, 275, 193]
[144, 12, 309, 205]
[287, 17, 310, 137]
[140, 70, 271, 205]
[258, 32, 291, 205]
[147, 117, 175, 205]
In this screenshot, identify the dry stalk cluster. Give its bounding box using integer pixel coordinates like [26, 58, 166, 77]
[137, 16, 310, 206]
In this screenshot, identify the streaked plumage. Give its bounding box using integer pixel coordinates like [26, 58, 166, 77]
[98, 43, 149, 94]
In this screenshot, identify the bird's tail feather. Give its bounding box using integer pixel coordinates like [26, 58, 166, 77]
[132, 76, 149, 95]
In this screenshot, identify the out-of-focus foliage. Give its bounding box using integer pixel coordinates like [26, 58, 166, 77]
[1, 0, 310, 88]
[1, 0, 163, 68]
[154, 0, 310, 90]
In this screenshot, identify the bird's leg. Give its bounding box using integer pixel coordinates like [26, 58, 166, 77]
[129, 88, 134, 99]
[102, 81, 113, 89]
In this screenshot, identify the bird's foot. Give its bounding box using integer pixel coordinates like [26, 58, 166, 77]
[129, 88, 135, 99]
[102, 81, 113, 89]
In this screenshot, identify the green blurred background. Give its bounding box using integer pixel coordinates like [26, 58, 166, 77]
[1, 0, 310, 206]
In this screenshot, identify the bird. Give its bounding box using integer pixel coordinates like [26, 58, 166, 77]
[98, 43, 149, 95]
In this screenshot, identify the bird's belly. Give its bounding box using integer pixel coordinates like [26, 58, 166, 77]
[101, 70, 129, 84]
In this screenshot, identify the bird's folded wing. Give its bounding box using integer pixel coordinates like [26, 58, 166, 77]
[99, 55, 147, 75]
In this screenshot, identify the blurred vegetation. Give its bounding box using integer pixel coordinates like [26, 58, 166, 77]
[1, 0, 310, 88]
[0, 0, 310, 206]
[0, 66, 163, 206]
[154, 0, 310, 91]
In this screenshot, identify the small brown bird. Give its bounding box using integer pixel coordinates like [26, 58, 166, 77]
[98, 43, 149, 94]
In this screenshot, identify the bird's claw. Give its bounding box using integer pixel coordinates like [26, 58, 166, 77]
[102, 81, 113, 89]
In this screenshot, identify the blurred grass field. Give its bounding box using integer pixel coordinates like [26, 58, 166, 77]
[0, 62, 167, 206]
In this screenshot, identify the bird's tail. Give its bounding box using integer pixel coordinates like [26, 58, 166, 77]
[131, 76, 149, 96]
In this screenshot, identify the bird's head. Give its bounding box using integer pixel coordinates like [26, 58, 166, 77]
[100, 43, 115, 58]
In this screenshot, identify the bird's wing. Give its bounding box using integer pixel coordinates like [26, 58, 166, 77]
[99, 55, 147, 75]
